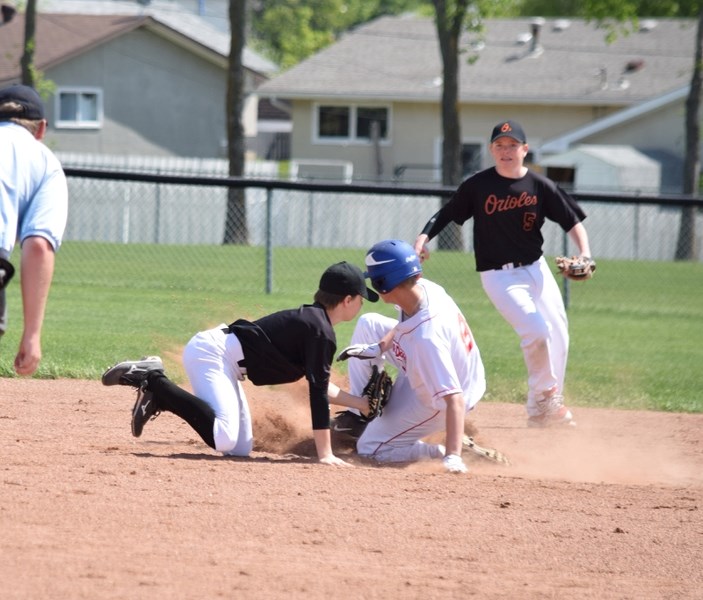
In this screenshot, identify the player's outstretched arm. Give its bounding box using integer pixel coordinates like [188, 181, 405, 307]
[443, 393, 468, 474]
[15, 237, 55, 375]
[328, 382, 370, 416]
[313, 429, 353, 467]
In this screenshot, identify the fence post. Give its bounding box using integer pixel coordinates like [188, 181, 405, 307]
[562, 229, 570, 310]
[265, 187, 273, 294]
[155, 170, 161, 244]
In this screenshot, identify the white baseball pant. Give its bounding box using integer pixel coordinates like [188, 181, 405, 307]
[480, 256, 568, 416]
[347, 313, 449, 463]
[182, 324, 253, 456]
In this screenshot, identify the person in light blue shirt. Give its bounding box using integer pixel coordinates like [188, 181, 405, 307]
[0, 84, 68, 375]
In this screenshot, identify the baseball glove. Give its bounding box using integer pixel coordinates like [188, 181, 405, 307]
[462, 435, 511, 466]
[555, 255, 596, 281]
[362, 365, 393, 420]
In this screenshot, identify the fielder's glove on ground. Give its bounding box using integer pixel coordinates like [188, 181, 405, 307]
[362, 365, 393, 420]
[336, 342, 382, 361]
[462, 435, 511, 466]
[555, 255, 596, 281]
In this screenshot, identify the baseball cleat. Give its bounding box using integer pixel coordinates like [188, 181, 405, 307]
[527, 393, 576, 428]
[332, 410, 369, 439]
[131, 385, 160, 438]
[102, 356, 164, 388]
[462, 435, 511, 465]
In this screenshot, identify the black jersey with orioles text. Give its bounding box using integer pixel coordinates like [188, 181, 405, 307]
[428, 168, 586, 271]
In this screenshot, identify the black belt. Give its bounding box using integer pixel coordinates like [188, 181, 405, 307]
[494, 261, 531, 271]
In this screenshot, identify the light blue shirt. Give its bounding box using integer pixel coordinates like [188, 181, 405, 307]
[0, 122, 68, 256]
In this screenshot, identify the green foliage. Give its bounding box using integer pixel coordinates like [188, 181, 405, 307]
[0, 243, 701, 415]
[250, 0, 427, 68]
[517, 0, 701, 18]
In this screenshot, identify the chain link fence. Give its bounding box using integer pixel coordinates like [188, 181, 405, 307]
[62, 168, 703, 295]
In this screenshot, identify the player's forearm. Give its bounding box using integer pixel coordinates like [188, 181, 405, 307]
[414, 233, 430, 259]
[444, 393, 466, 457]
[328, 382, 368, 414]
[20, 237, 55, 337]
[567, 222, 592, 257]
[312, 428, 335, 460]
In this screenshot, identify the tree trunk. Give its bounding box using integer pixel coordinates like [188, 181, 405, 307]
[224, 0, 248, 245]
[21, 0, 37, 87]
[676, 6, 703, 261]
[432, 0, 468, 251]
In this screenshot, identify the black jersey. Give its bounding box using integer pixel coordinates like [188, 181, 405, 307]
[428, 168, 586, 271]
[228, 302, 336, 430]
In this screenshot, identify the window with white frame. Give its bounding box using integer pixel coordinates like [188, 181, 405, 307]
[315, 104, 389, 143]
[55, 88, 102, 128]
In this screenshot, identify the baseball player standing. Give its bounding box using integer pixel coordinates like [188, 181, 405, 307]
[102, 262, 379, 467]
[414, 120, 593, 427]
[0, 85, 68, 376]
[335, 239, 486, 474]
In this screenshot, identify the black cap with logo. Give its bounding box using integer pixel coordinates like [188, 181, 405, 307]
[491, 120, 527, 143]
[319, 262, 379, 302]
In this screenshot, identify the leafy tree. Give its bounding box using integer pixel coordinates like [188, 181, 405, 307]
[21, 0, 37, 87]
[519, 0, 699, 18]
[678, 8, 703, 260]
[250, 0, 426, 69]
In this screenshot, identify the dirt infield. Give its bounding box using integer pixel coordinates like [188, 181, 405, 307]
[2, 377, 701, 600]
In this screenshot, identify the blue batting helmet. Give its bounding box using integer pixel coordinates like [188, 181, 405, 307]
[364, 239, 422, 294]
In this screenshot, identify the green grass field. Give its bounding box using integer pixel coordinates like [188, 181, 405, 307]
[1, 242, 701, 413]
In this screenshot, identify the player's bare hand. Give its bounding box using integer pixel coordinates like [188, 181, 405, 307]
[318, 454, 353, 467]
[413, 235, 430, 263]
[14, 334, 41, 376]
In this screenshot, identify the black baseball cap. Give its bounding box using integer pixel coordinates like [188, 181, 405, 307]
[319, 262, 379, 302]
[0, 84, 45, 120]
[491, 120, 527, 143]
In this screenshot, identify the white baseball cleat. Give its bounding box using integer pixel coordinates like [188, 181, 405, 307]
[527, 392, 576, 428]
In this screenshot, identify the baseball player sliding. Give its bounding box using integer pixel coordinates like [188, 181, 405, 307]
[102, 262, 380, 467]
[335, 239, 490, 474]
[414, 120, 594, 428]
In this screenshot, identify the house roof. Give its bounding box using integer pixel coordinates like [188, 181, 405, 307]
[0, 9, 277, 86]
[40, 0, 277, 74]
[257, 14, 696, 107]
[540, 86, 689, 153]
[540, 144, 660, 169]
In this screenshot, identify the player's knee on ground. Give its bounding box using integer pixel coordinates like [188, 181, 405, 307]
[358, 438, 445, 463]
[213, 418, 252, 456]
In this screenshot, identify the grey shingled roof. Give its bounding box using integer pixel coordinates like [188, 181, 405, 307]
[258, 14, 696, 106]
[27, 0, 278, 75]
